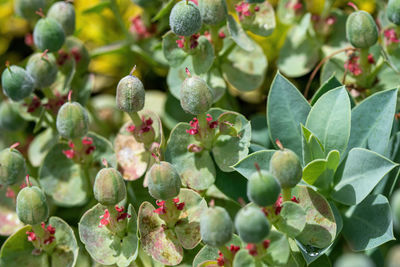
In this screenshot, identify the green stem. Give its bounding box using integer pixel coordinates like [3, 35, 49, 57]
[109, 0, 132, 41]
[218, 245, 233, 267]
[129, 112, 143, 126]
[210, 25, 222, 55]
[282, 188, 291, 202]
[358, 48, 371, 88]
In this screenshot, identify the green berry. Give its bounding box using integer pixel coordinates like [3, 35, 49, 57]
[0, 148, 26, 186]
[16, 186, 49, 225]
[346, 11, 378, 49]
[200, 206, 233, 247]
[14, 0, 46, 21]
[93, 168, 126, 205]
[270, 148, 302, 189]
[64, 37, 91, 74]
[33, 17, 66, 52]
[47, 1, 76, 36]
[148, 161, 181, 200]
[0, 101, 26, 131]
[1, 65, 35, 102]
[26, 53, 58, 89]
[247, 170, 281, 207]
[387, 0, 400, 25]
[169, 1, 202, 36]
[180, 75, 213, 115]
[235, 206, 270, 243]
[198, 0, 227, 25]
[116, 75, 145, 113]
[56, 101, 89, 139]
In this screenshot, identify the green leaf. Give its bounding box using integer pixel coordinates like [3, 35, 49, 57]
[138, 202, 183, 265]
[39, 143, 89, 207]
[301, 125, 325, 165]
[162, 31, 187, 67]
[277, 15, 320, 78]
[0, 225, 48, 267]
[267, 73, 311, 158]
[48, 216, 79, 267]
[233, 249, 257, 267]
[250, 114, 270, 148]
[0, 186, 23, 236]
[302, 150, 340, 190]
[215, 167, 249, 202]
[79, 204, 139, 266]
[346, 88, 398, 155]
[306, 86, 351, 156]
[226, 15, 254, 52]
[167, 56, 194, 100]
[332, 148, 398, 206]
[165, 123, 216, 191]
[28, 128, 57, 167]
[221, 40, 267, 92]
[233, 150, 276, 179]
[293, 186, 336, 249]
[310, 75, 342, 106]
[88, 131, 117, 168]
[342, 194, 394, 251]
[82, 1, 111, 14]
[264, 230, 291, 266]
[200, 67, 226, 103]
[152, 0, 175, 22]
[241, 1, 276, 37]
[275, 202, 306, 238]
[192, 36, 215, 74]
[212, 111, 251, 172]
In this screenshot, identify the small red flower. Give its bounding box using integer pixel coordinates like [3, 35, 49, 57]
[274, 195, 283, 215]
[246, 243, 258, 256]
[130, 15, 153, 39]
[291, 196, 299, 203]
[344, 56, 362, 76]
[62, 149, 75, 159]
[26, 231, 36, 242]
[154, 200, 167, 214]
[325, 15, 337, 26]
[384, 29, 400, 45]
[5, 188, 15, 199]
[127, 125, 136, 132]
[25, 33, 34, 47]
[218, 31, 226, 39]
[187, 143, 203, 153]
[115, 205, 124, 213]
[44, 236, 55, 245]
[70, 48, 81, 62]
[217, 251, 225, 266]
[57, 50, 70, 66]
[254, 6, 260, 12]
[115, 205, 131, 222]
[99, 209, 111, 227]
[235, 2, 252, 20]
[263, 239, 271, 249]
[176, 37, 185, 48]
[82, 137, 93, 145]
[25, 96, 41, 113]
[368, 54, 375, 64]
[186, 118, 199, 135]
[173, 197, 185, 210]
[230, 244, 240, 254]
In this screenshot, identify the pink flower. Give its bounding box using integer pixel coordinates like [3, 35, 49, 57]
[5, 188, 15, 199]
[153, 200, 167, 214]
[235, 2, 252, 20]
[344, 56, 362, 76]
[176, 37, 185, 48]
[368, 54, 375, 64]
[115, 205, 131, 222]
[263, 239, 271, 249]
[217, 251, 224, 266]
[173, 197, 185, 210]
[274, 195, 283, 215]
[82, 137, 93, 145]
[187, 143, 203, 153]
[127, 125, 136, 132]
[62, 149, 75, 159]
[186, 118, 199, 135]
[130, 15, 152, 39]
[246, 243, 258, 256]
[26, 231, 36, 242]
[325, 15, 337, 26]
[230, 244, 240, 254]
[218, 31, 226, 39]
[254, 6, 260, 12]
[384, 29, 400, 45]
[291, 196, 299, 203]
[99, 209, 110, 227]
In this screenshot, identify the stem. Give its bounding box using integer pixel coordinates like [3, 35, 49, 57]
[282, 188, 292, 202]
[218, 245, 233, 267]
[210, 25, 222, 55]
[304, 47, 356, 98]
[129, 112, 142, 126]
[109, 0, 132, 41]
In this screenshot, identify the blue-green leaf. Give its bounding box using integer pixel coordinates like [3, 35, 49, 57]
[226, 15, 254, 52]
[301, 124, 325, 165]
[232, 150, 276, 179]
[310, 75, 342, 106]
[332, 148, 398, 205]
[162, 31, 187, 67]
[192, 36, 215, 74]
[267, 73, 311, 158]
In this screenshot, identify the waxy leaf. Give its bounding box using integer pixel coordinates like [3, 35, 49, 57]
[310, 75, 342, 106]
[192, 36, 215, 74]
[28, 128, 57, 167]
[267, 73, 311, 158]
[162, 31, 187, 67]
[212, 111, 251, 172]
[241, 1, 276, 37]
[221, 40, 267, 92]
[275, 202, 306, 238]
[332, 148, 398, 206]
[301, 125, 325, 165]
[201, 67, 226, 103]
[39, 143, 89, 207]
[165, 123, 216, 191]
[233, 249, 257, 267]
[79, 204, 139, 266]
[167, 56, 195, 100]
[250, 114, 270, 148]
[233, 150, 276, 179]
[89, 131, 117, 168]
[264, 230, 290, 266]
[138, 202, 183, 265]
[346, 89, 398, 155]
[302, 150, 340, 190]
[226, 15, 254, 52]
[343, 194, 394, 251]
[306, 86, 351, 156]
[293, 186, 336, 249]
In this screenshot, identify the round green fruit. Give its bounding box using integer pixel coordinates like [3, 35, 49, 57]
[200, 206, 233, 247]
[387, 0, 400, 25]
[169, 1, 202, 36]
[147, 161, 181, 200]
[93, 168, 126, 205]
[14, 0, 46, 21]
[235, 206, 270, 243]
[116, 75, 145, 113]
[1, 65, 35, 102]
[270, 148, 302, 189]
[26, 53, 58, 89]
[0, 148, 26, 186]
[47, 1, 76, 36]
[180, 76, 213, 115]
[198, 0, 227, 25]
[33, 17, 66, 52]
[56, 101, 89, 139]
[247, 170, 281, 207]
[16, 186, 49, 225]
[346, 11, 378, 48]
[0, 101, 26, 131]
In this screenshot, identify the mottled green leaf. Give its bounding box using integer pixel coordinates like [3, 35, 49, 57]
[162, 31, 187, 67]
[275, 202, 306, 238]
[192, 36, 215, 74]
[226, 15, 254, 51]
[233, 150, 275, 179]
